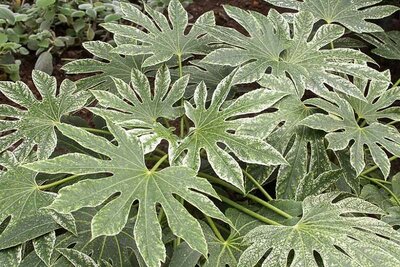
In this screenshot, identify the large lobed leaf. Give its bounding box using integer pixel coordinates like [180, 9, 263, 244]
[0, 70, 88, 159]
[24, 120, 228, 267]
[173, 71, 288, 192]
[359, 31, 400, 60]
[202, 208, 263, 267]
[20, 208, 144, 267]
[302, 78, 400, 178]
[0, 150, 61, 249]
[89, 65, 188, 155]
[62, 40, 153, 92]
[238, 75, 340, 199]
[239, 192, 400, 267]
[103, 0, 215, 67]
[264, 0, 399, 33]
[201, 6, 387, 100]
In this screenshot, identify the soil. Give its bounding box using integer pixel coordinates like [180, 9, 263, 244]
[6, 0, 400, 89]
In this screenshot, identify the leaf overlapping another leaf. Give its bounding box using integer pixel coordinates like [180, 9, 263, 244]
[0, 151, 61, 249]
[264, 0, 399, 33]
[62, 40, 154, 92]
[302, 86, 400, 178]
[359, 31, 400, 60]
[0, 70, 88, 159]
[20, 208, 144, 267]
[202, 209, 263, 267]
[103, 0, 215, 67]
[173, 71, 288, 192]
[24, 120, 228, 267]
[201, 6, 386, 100]
[239, 193, 400, 267]
[89, 65, 188, 155]
[238, 75, 339, 199]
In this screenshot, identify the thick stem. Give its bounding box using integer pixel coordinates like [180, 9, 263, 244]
[199, 172, 293, 219]
[219, 195, 281, 226]
[361, 176, 392, 185]
[205, 216, 225, 242]
[362, 175, 400, 206]
[177, 53, 186, 138]
[243, 169, 273, 201]
[361, 155, 397, 176]
[80, 127, 112, 136]
[149, 154, 168, 173]
[393, 78, 400, 88]
[37, 174, 81, 190]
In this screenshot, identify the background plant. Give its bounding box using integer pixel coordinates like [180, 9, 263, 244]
[0, 0, 400, 266]
[0, 0, 121, 79]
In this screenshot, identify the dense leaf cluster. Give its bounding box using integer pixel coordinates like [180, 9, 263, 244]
[1, 0, 400, 266]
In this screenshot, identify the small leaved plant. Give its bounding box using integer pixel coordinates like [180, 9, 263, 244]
[1, 0, 400, 266]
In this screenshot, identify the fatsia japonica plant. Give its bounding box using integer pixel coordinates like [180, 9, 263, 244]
[1, 0, 400, 266]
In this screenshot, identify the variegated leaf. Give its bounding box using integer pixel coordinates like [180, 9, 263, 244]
[0, 151, 61, 249]
[201, 7, 386, 99]
[346, 69, 400, 123]
[0, 70, 88, 159]
[33, 231, 56, 266]
[173, 71, 288, 192]
[202, 208, 263, 267]
[264, 0, 399, 33]
[359, 30, 400, 60]
[20, 208, 144, 267]
[238, 75, 336, 199]
[239, 193, 400, 267]
[57, 249, 98, 267]
[302, 92, 400, 178]
[103, 0, 215, 67]
[89, 65, 187, 155]
[62, 40, 154, 92]
[24, 120, 228, 267]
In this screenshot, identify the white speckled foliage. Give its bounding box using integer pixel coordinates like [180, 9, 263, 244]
[0, 70, 88, 159]
[264, 0, 399, 33]
[239, 193, 400, 267]
[25, 120, 228, 267]
[1, 0, 400, 266]
[173, 71, 288, 191]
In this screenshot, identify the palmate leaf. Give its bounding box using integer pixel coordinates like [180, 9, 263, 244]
[173, 71, 288, 192]
[0, 70, 88, 159]
[346, 70, 400, 123]
[181, 60, 235, 99]
[56, 249, 98, 267]
[62, 41, 153, 92]
[24, 120, 228, 267]
[302, 88, 400, 178]
[0, 246, 22, 267]
[0, 151, 61, 249]
[33, 231, 56, 266]
[90, 65, 188, 154]
[202, 7, 386, 99]
[237, 76, 338, 199]
[264, 0, 399, 33]
[103, 0, 215, 67]
[239, 192, 400, 267]
[169, 242, 201, 267]
[359, 31, 400, 60]
[202, 208, 263, 267]
[20, 208, 144, 267]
